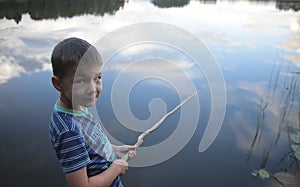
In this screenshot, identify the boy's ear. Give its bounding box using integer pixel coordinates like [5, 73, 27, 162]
[51, 76, 62, 92]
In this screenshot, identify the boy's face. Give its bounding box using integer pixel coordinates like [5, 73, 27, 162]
[60, 63, 102, 111]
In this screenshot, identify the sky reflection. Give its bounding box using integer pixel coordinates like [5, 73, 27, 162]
[0, 1, 300, 83]
[0, 0, 299, 83]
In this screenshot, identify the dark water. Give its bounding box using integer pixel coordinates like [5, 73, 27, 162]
[1, 0, 300, 186]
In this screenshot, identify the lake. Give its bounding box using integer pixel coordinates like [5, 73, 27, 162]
[0, 0, 300, 186]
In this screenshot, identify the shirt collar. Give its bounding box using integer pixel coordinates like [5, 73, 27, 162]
[55, 101, 88, 116]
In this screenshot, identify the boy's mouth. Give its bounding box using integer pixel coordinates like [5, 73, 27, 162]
[87, 95, 97, 100]
[79, 94, 96, 103]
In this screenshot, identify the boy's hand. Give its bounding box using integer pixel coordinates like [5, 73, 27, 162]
[113, 145, 138, 160]
[112, 159, 128, 175]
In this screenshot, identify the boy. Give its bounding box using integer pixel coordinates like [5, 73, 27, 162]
[49, 37, 137, 187]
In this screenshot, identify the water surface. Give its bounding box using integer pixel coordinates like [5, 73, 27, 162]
[0, 0, 299, 186]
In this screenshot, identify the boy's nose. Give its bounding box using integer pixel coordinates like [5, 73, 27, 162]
[87, 81, 97, 93]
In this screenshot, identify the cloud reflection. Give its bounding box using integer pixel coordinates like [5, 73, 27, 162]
[0, 56, 24, 84]
[0, 33, 55, 83]
[102, 43, 203, 97]
[0, 0, 299, 84]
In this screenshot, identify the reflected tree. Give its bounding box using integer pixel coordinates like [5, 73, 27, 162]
[276, 0, 300, 12]
[151, 0, 190, 8]
[1, 0, 299, 23]
[0, 0, 126, 23]
[151, 0, 300, 11]
[198, 0, 217, 4]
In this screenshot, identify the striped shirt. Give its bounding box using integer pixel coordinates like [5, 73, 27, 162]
[49, 103, 123, 187]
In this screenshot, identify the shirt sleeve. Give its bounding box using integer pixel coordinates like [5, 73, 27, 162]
[54, 130, 91, 174]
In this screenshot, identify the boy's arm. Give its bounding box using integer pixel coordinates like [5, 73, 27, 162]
[65, 159, 128, 187]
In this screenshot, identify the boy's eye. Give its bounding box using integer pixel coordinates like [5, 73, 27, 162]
[95, 76, 102, 82]
[74, 79, 85, 84]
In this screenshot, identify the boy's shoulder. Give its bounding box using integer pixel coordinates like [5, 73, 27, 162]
[51, 109, 77, 134]
[50, 104, 87, 135]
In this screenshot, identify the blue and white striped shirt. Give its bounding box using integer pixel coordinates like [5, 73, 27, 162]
[49, 103, 123, 186]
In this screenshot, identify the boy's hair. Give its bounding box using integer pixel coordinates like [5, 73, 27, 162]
[51, 37, 102, 79]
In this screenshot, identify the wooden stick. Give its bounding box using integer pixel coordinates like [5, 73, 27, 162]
[122, 90, 199, 160]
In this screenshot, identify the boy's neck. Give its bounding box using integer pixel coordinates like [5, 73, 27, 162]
[58, 98, 85, 112]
